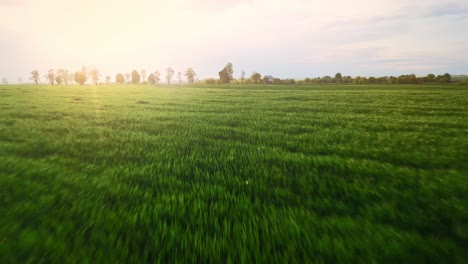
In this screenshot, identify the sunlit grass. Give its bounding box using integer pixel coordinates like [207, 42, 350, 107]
[0, 84, 467, 262]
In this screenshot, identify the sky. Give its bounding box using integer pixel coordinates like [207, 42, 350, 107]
[0, 0, 467, 82]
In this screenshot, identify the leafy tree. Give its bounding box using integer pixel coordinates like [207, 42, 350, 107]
[218, 63, 233, 84]
[240, 70, 245, 84]
[251, 72, 262, 84]
[263, 75, 272, 84]
[166, 67, 174, 84]
[105, 76, 111, 84]
[55, 75, 64, 85]
[30, 70, 40, 85]
[148, 73, 156, 85]
[141, 69, 147, 84]
[46, 69, 55, 85]
[131, 70, 141, 84]
[116, 73, 125, 84]
[74, 71, 87, 85]
[57, 69, 70, 85]
[335, 72, 342, 82]
[426, 74, 435, 82]
[89, 68, 100, 85]
[185, 68, 196, 85]
[1, 78, 7, 84]
[18, 77, 23, 83]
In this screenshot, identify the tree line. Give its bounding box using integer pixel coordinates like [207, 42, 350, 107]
[28, 66, 197, 85]
[20, 62, 456, 86]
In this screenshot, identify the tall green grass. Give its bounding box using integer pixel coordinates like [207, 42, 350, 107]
[0, 84, 467, 262]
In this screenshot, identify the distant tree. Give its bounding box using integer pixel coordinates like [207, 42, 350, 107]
[205, 78, 217, 85]
[140, 69, 147, 82]
[153, 71, 161, 84]
[68, 73, 74, 84]
[166, 67, 174, 84]
[131, 70, 141, 84]
[116, 73, 125, 84]
[426, 73, 435, 82]
[177, 72, 182, 84]
[185, 68, 196, 85]
[148, 73, 156, 85]
[263, 75, 272, 84]
[218, 63, 233, 84]
[46, 69, 55, 85]
[89, 68, 100, 85]
[18, 77, 23, 83]
[240, 70, 245, 84]
[124, 73, 131, 84]
[105, 76, 111, 84]
[74, 71, 87, 85]
[1, 78, 7, 84]
[55, 75, 64, 85]
[251, 72, 262, 84]
[335, 72, 342, 83]
[57, 69, 70, 85]
[30, 70, 40, 85]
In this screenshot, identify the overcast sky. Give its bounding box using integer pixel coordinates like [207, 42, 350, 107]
[1, 0, 467, 82]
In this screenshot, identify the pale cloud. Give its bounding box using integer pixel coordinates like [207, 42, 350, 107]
[0, 0, 467, 82]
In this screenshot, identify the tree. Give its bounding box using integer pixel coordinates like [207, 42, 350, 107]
[240, 70, 245, 84]
[426, 73, 435, 82]
[89, 68, 100, 85]
[30, 70, 40, 85]
[18, 77, 23, 83]
[185, 68, 196, 85]
[1, 78, 7, 84]
[141, 70, 147, 84]
[105, 76, 111, 84]
[74, 71, 87, 85]
[251, 72, 262, 84]
[125, 73, 131, 84]
[153, 71, 161, 84]
[166, 67, 174, 84]
[57, 69, 70, 85]
[131, 70, 140, 84]
[177, 72, 182, 84]
[116, 73, 125, 84]
[148, 73, 156, 85]
[218, 63, 233, 84]
[335, 72, 342, 83]
[46, 69, 55, 85]
[55, 75, 64, 85]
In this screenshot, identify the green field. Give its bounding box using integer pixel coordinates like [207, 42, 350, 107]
[0, 84, 467, 262]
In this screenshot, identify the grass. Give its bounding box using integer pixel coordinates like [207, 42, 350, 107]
[0, 84, 467, 263]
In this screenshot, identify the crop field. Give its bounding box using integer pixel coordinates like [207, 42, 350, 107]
[0, 84, 467, 262]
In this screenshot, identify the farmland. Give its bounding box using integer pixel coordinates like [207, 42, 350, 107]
[0, 84, 467, 262]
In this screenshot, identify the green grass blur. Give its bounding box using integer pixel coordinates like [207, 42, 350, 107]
[0, 84, 467, 262]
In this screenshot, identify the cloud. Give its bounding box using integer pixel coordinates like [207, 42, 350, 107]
[425, 2, 468, 17]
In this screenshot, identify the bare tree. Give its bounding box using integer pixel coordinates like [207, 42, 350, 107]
[125, 73, 131, 84]
[46, 69, 55, 85]
[141, 69, 147, 84]
[30, 70, 40, 85]
[177, 72, 182, 84]
[154, 71, 161, 84]
[166, 67, 174, 84]
[89, 68, 100, 85]
[185, 68, 196, 85]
